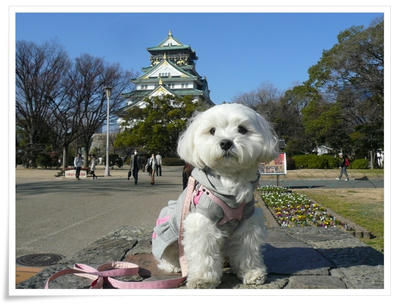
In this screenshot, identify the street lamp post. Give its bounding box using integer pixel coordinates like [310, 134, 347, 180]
[104, 87, 112, 177]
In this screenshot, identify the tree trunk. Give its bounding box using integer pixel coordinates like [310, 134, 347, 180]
[369, 150, 375, 169]
[83, 143, 90, 168]
[62, 145, 67, 170]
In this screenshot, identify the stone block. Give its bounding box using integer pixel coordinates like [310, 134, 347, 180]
[286, 275, 347, 289]
[330, 265, 384, 289]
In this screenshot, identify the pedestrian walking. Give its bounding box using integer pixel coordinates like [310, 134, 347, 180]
[376, 150, 384, 168]
[155, 153, 162, 176]
[73, 153, 83, 180]
[336, 153, 350, 181]
[130, 150, 140, 185]
[89, 156, 98, 180]
[148, 153, 156, 185]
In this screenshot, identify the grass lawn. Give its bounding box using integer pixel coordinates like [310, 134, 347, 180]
[296, 188, 384, 253]
[260, 168, 384, 181]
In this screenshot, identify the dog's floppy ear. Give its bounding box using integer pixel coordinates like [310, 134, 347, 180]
[177, 111, 205, 169]
[255, 112, 279, 162]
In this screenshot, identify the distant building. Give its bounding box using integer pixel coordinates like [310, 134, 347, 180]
[122, 30, 214, 109]
[313, 145, 333, 155]
[89, 133, 117, 160]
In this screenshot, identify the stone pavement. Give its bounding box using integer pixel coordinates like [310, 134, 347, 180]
[16, 224, 384, 289]
[15, 166, 384, 290]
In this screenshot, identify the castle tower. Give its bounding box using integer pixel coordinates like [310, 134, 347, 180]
[123, 30, 213, 108]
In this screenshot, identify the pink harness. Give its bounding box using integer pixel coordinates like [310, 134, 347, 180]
[192, 184, 247, 225]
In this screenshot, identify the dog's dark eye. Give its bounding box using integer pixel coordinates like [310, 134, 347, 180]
[238, 125, 248, 134]
[209, 127, 216, 135]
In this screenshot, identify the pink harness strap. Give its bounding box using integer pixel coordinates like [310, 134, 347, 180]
[193, 185, 248, 225]
[178, 176, 196, 277]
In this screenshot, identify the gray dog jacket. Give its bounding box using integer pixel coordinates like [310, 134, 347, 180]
[151, 168, 259, 260]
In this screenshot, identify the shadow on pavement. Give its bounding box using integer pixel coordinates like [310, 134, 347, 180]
[16, 179, 183, 196]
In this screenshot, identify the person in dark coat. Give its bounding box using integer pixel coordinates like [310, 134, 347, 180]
[130, 150, 140, 185]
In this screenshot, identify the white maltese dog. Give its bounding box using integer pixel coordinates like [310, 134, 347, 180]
[152, 103, 278, 288]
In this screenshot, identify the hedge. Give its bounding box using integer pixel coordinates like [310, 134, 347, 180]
[349, 158, 369, 169]
[291, 154, 339, 169]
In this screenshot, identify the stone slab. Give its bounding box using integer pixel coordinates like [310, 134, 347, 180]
[285, 275, 347, 289]
[330, 265, 384, 289]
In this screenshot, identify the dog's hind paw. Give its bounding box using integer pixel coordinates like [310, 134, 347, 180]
[242, 269, 267, 285]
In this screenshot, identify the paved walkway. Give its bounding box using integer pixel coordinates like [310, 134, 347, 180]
[14, 166, 384, 290]
[15, 166, 184, 259]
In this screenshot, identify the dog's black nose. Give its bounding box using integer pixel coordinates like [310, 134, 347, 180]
[220, 139, 233, 151]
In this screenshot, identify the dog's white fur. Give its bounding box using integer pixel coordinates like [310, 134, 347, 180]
[157, 103, 277, 288]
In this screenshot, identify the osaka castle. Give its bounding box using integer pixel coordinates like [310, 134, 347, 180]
[123, 30, 214, 108]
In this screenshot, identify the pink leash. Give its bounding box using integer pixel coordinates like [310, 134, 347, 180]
[44, 177, 196, 289]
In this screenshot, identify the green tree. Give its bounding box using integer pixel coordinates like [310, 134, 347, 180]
[115, 95, 203, 156]
[277, 84, 322, 154]
[306, 19, 383, 161]
[302, 100, 350, 152]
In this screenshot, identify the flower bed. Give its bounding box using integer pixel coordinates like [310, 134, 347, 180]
[258, 185, 345, 228]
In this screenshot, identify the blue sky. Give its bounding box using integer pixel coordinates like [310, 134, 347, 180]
[16, 12, 383, 104]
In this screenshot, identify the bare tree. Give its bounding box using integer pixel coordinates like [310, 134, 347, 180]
[233, 82, 281, 107]
[68, 54, 134, 166]
[47, 92, 82, 170]
[16, 41, 134, 169]
[16, 40, 70, 165]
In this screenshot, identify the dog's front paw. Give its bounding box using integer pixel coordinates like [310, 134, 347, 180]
[186, 278, 221, 289]
[242, 269, 267, 285]
[157, 259, 181, 274]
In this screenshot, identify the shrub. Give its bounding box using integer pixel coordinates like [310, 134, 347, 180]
[319, 155, 340, 169]
[291, 154, 339, 169]
[325, 155, 340, 168]
[36, 153, 52, 168]
[291, 155, 308, 169]
[350, 158, 369, 169]
[307, 155, 324, 168]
